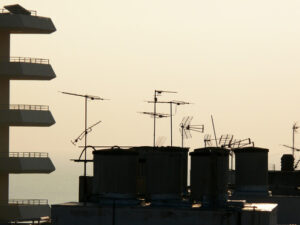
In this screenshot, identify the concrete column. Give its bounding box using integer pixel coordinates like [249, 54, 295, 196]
[0, 174, 9, 202]
[0, 32, 10, 62]
[0, 32, 10, 202]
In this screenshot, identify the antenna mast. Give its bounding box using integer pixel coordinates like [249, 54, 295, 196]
[148, 100, 189, 146]
[152, 90, 177, 147]
[61, 91, 108, 176]
[292, 123, 299, 157]
[211, 115, 218, 147]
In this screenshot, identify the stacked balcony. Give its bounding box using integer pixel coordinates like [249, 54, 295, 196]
[0, 199, 50, 222]
[0, 152, 55, 173]
[0, 4, 56, 223]
[0, 8, 56, 34]
[0, 104, 55, 126]
[0, 57, 56, 80]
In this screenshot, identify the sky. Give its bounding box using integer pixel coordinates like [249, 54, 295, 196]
[3, 0, 300, 203]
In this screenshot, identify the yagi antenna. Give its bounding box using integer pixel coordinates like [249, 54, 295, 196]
[219, 134, 234, 147]
[71, 120, 102, 146]
[139, 111, 170, 118]
[148, 100, 191, 146]
[179, 116, 204, 148]
[61, 91, 109, 178]
[204, 134, 212, 147]
[282, 144, 300, 152]
[60, 91, 109, 101]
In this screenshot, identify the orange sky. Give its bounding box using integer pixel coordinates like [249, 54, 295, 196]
[4, 0, 300, 203]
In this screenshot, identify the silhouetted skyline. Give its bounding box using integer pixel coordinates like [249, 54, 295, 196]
[5, 0, 300, 204]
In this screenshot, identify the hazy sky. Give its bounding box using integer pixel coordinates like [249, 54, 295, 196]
[4, 0, 300, 203]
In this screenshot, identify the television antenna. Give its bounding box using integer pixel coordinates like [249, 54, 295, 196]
[226, 138, 254, 149]
[292, 122, 299, 157]
[156, 136, 167, 147]
[139, 111, 170, 118]
[71, 120, 102, 146]
[152, 90, 177, 147]
[179, 116, 204, 148]
[219, 134, 234, 147]
[61, 91, 108, 177]
[282, 144, 300, 153]
[203, 134, 234, 148]
[221, 137, 254, 170]
[211, 115, 218, 147]
[147, 100, 190, 146]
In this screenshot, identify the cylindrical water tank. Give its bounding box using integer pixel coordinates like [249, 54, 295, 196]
[234, 147, 269, 195]
[131, 146, 188, 200]
[93, 147, 138, 198]
[190, 147, 229, 208]
[281, 154, 294, 171]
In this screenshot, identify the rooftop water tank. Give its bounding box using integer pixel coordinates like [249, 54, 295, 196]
[131, 146, 188, 200]
[233, 147, 269, 196]
[93, 147, 138, 199]
[281, 154, 294, 171]
[190, 147, 229, 208]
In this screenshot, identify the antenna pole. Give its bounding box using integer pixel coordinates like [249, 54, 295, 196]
[153, 91, 157, 147]
[170, 102, 173, 147]
[231, 153, 233, 170]
[293, 126, 295, 157]
[83, 96, 88, 204]
[211, 115, 218, 147]
[181, 126, 184, 148]
[84, 96, 87, 177]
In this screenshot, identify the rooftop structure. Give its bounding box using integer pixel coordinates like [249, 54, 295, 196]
[0, 4, 56, 223]
[52, 145, 278, 225]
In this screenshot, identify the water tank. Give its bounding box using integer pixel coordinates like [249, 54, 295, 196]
[234, 147, 269, 196]
[93, 147, 138, 198]
[190, 147, 229, 208]
[131, 146, 188, 200]
[281, 154, 294, 171]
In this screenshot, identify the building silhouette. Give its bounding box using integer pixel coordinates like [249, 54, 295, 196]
[0, 4, 56, 223]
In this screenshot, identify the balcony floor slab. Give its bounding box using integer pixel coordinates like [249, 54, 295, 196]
[0, 109, 55, 127]
[0, 204, 50, 221]
[0, 157, 55, 173]
[0, 14, 55, 34]
[0, 62, 56, 80]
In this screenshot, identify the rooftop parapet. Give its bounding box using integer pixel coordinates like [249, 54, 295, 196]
[0, 5, 56, 34]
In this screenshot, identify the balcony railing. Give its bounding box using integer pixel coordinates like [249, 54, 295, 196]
[10, 57, 49, 64]
[0, 199, 48, 206]
[0, 152, 49, 158]
[0, 104, 49, 111]
[0, 9, 37, 16]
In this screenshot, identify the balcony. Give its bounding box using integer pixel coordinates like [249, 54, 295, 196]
[0, 199, 50, 221]
[0, 57, 56, 80]
[0, 104, 55, 127]
[0, 152, 55, 173]
[0, 8, 56, 34]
